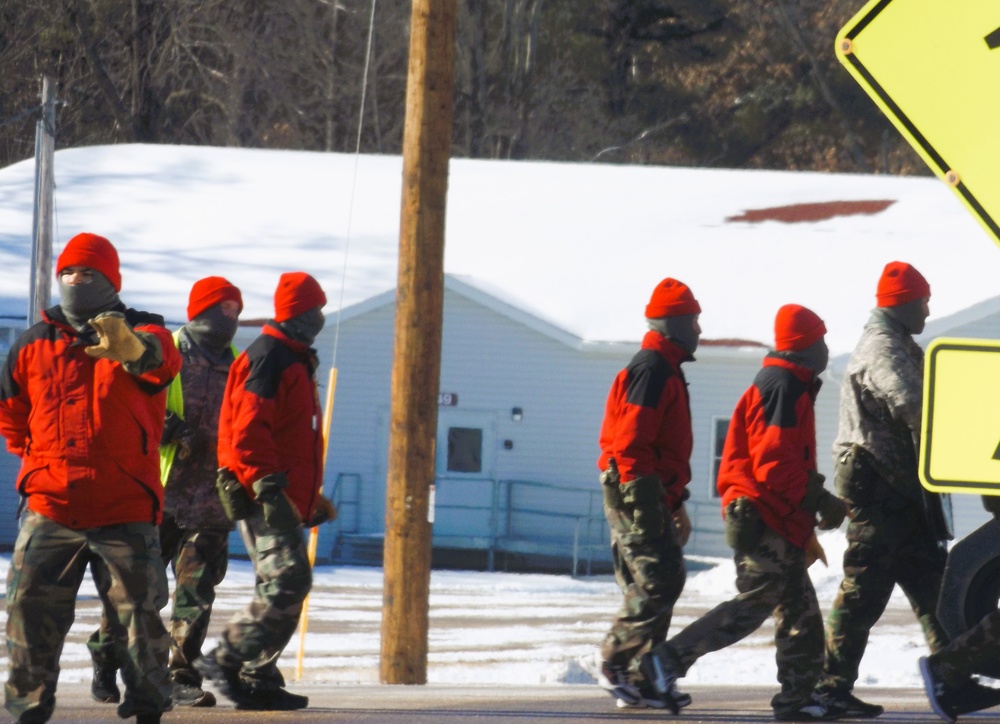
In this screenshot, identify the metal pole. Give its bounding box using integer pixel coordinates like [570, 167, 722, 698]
[379, 0, 457, 685]
[29, 76, 56, 326]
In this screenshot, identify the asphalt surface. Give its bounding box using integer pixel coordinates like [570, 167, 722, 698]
[15, 683, 1000, 723]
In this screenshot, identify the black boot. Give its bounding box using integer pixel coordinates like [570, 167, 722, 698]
[90, 662, 120, 704]
[236, 687, 309, 711]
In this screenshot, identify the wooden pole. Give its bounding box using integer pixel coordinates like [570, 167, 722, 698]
[379, 0, 457, 685]
[29, 76, 56, 326]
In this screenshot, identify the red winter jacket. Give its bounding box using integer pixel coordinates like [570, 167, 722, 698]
[718, 355, 821, 548]
[598, 331, 693, 511]
[0, 306, 181, 529]
[217, 323, 323, 521]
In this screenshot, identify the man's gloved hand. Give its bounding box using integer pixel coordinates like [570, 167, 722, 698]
[86, 312, 147, 363]
[307, 495, 338, 527]
[983, 495, 1000, 519]
[724, 496, 765, 552]
[816, 493, 849, 530]
[253, 473, 302, 532]
[161, 411, 195, 459]
[673, 503, 691, 547]
[803, 470, 849, 530]
[620, 474, 665, 538]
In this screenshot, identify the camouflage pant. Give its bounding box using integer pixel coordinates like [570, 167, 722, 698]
[6, 510, 171, 722]
[600, 495, 685, 675]
[819, 499, 948, 693]
[656, 526, 823, 714]
[931, 609, 1000, 686]
[218, 504, 312, 690]
[161, 517, 230, 685]
[89, 515, 230, 687]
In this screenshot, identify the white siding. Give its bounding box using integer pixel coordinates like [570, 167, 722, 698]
[315, 287, 779, 561]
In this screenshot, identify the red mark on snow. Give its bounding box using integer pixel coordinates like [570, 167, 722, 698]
[727, 200, 896, 223]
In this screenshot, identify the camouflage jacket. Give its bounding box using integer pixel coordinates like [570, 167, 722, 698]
[833, 309, 923, 502]
[162, 327, 235, 530]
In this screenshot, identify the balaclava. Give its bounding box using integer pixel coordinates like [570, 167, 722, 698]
[56, 233, 122, 331]
[877, 262, 931, 335]
[273, 272, 327, 346]
[185, 276, 243, 354]
[280, 306, 326, 346]
[883, 298, 929, 335]
[645, 278, 702, 354]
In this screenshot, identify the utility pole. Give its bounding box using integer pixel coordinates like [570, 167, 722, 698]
[29, 76, 56, 326]
[379, 0, 457, 685]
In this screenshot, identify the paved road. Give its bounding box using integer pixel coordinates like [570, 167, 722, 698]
[20, 683, 990, 723]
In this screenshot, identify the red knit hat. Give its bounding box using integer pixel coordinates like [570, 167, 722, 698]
[645, 278, 701, 318]
[56, 233, 121, 292]
[774, 304, 826, 352]
[876, 261, 930, 307]
[274, 272, 327, 322]
[187, 276, 243, 321]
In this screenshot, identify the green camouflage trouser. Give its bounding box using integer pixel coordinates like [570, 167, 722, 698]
[600, 491, 685, 676]
[161, 518, 230, 685]
[932, 609, 1000, 686]
[219, 504, 312, 690]
[88, 514, 230, 687]
[819, 499, 948, 693]
[6, 510, 172, 722]
[656, 526, 823, 715]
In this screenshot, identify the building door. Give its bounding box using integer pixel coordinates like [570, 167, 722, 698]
[432, 409, 497, 544]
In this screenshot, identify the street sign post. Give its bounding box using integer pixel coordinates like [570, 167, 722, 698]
[836, 0, 1000, 247]
[920, 338, 1000, 494]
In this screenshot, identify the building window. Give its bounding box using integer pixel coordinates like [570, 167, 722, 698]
[711, 417, 730, 498]
[447, 427, 482, 473]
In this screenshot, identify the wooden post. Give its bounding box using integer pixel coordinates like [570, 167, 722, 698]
[29, 76, 56, 326]
[379, 0, 457, 685]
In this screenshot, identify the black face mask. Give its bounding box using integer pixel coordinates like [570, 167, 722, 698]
[795, 338, 829, 375]
[59, 273, 120, 331]
[664, 314, 700, 354]
[187, 305, 239, 354]
[883, 299, 928, 335]
[279, 307, 325, 346]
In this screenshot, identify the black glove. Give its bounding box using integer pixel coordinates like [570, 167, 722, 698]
[161, 411, 195, 458]
[982, 495, 1000, 520]
[803, 470, 848, 530]
[253, 473, 302, 532]
[725, 496, 765, 552]
[620, 474, 665, 538]
[216, 468, 253, 521]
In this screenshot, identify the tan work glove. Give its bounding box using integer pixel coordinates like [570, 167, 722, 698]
[307, 495, 338, 527]
[86, 312, 146, 363]
[805, 531, 828, 568]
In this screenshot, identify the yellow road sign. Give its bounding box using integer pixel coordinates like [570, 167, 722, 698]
[921, 338, 1000, 494]
[836, 0, 1000, 247]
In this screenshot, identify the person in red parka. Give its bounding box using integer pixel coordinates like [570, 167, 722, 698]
[645, 304, 850, 721]
[595, 278, 701, 711]
[0, 233, 182, 724]
[196, 271, 335, 712]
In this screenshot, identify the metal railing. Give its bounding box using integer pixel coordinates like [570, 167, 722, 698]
[330, 473, 610, 576]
